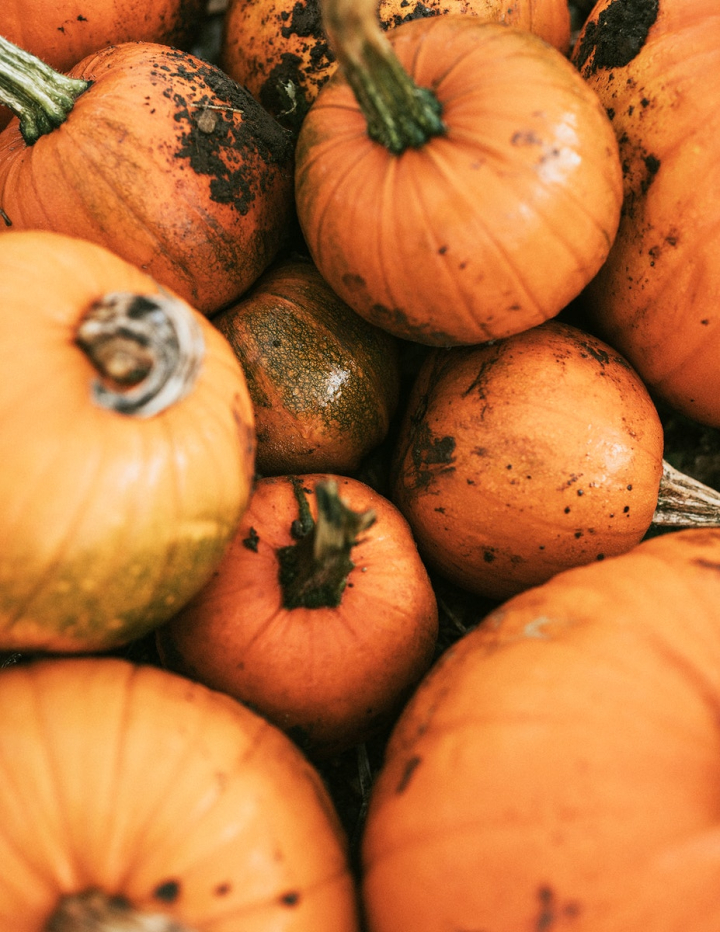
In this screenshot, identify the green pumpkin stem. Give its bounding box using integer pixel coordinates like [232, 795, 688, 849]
[320, 0, 445, 154]
[0, 35, 89, 145]
[46, 889, 197, 932]
[278, 478, 376, 609]
[75, 291, 205, 418]
[652, 460, 720, 527]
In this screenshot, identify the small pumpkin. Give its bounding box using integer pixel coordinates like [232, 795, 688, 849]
[572, 0, 720, 427]
[0, 230, 256, 653]
[156, 474, 439, 759]
[214, 257, 401, 476]
[361, 526, 720, 932]
[391, 319, 720, 600]
[0, 36, 294, 315]
[294, 0, 622, 346]
[220, 0, 571, 133]
[0, 656, 359, 931]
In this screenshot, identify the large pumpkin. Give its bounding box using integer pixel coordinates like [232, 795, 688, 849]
[572, 0, 720, 426]
[0, 37, 294, 315]
[362, 526, 720, 932]
[0, 230, 256, 653]
[0, 656, 359, 931]
[221, 0, 570, 133]
[294, 0, 622, 345]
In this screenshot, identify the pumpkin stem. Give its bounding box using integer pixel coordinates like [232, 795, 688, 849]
[75, 291, 205, 418]
[320, 0, 445, 154]
[652, 459, 720, 527]
[0, 35, 89, 145]
[46, 889, 198, 932]
[277, 477, 376, 609]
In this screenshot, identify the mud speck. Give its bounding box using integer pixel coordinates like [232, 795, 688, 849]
[574, 0, 659, 74]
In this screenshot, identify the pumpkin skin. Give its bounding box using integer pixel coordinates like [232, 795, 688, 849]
[221, 0, 571, 133]
[214, 257, 401, 476]
[295, 16, 623, 346]
[391, 320, 665, 600]
[156, 473, 439, 759]
[0, 41, 295, 315]
[572, 0, 720, 427]
[0, 656, 359, 931]
[0, 230, 256, 653]
[362, 527, 720, 932]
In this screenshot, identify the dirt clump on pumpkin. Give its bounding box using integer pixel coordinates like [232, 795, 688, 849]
[574, 0, 659, 73]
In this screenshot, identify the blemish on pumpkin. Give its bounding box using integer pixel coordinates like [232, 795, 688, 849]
[396, 755, 422, 793]
[574, 0, 659, 74]
[214, 882, 232, 896]
[242, 527, 260, 551]
[483, 549, 496, 563]
[279, 891, 301, 907]
[153, 880, 181, 903]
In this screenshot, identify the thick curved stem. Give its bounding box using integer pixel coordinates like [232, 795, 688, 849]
[652, 459, 720, 527]
[0, 35, 89, 144]
[46, 889, 197, 932]
[320, 0, 445, 154]
[278, 478, 376, 609]
[75, 291, 205, 418]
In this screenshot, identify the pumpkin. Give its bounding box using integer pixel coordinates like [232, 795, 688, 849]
[361, 526, 720, 932]
[220, 0, 571, 133]
[214, 257, 401, 476]
[391, 318, 720, 600]
[156, 474, 439, 759]
[0, 230, 256, 653]
[0, 36, 294, 315]
[572, 0, 720, 427]
[294, 0, 622, 346]
[0, 655, 359, 931]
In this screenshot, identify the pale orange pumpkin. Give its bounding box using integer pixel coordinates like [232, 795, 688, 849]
[362, 526, 720, 932]
[294, 0, 622, 345]
[0, 230, 256, 653]
[0, 656, 360, 931]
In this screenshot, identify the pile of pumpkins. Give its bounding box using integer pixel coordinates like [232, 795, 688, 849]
[1, 0, 720, 929]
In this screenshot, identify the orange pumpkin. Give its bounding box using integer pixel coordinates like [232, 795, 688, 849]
[0, 230, 256, 653]
[0, 656, 359, 931]
[391, 318, 720, 600]
[572, 0, 720, 427]
[0, 37, 294, 315]
[156, 474, 439, 758]
[0, 0, 206, 74]
[214, 257, 401, 476]
[294, 0, 622, 345]
[221, 0, 571, 133]
[362, 526, 720, 932]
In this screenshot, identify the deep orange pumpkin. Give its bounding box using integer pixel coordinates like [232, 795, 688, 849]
[221, 0, 571, 133]
[0, 230, 256, 653]
[214, 257, 401, 476]
[0, 37, 294, 315]
[156, 474, 439, 759]
[572, 0, 720, 427]
[362, 526, 720, 932]
[294, 2, 622, 345]
[0, 656, 359, 931]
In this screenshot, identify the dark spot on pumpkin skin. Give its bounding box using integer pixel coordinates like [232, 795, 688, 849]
[214, 883, 232, 896]
[382, 2, 437, 28]
[279, 891, 301, 907]
[574, 0, 659, 75]
[535, 885, 582, 929]
[396, 755, 422, 793]
[153, 880, 181, 903]
[242, 527, 260, 551]
[160, 51, 293, 217]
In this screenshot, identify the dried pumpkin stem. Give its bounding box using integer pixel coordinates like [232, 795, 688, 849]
[277, 478, 376, 609]
[0, 35, 89, 144]
[652, 459, 720, 527]
[75, 291, 205, 418]
[46, 889, 198, 932]
[320, 0, 445, 154]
